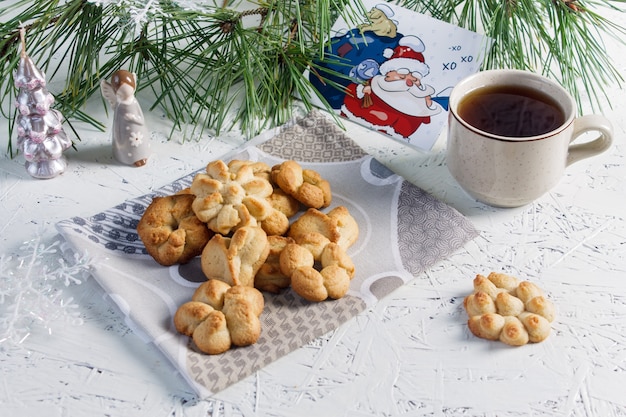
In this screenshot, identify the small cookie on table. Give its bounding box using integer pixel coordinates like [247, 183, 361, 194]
[464, 272, 556, 346]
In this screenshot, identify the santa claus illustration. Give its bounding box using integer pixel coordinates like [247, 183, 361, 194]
[341, 35, 443, 139]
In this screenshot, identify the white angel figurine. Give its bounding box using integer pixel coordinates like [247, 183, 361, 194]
[100, 70, 151, 167]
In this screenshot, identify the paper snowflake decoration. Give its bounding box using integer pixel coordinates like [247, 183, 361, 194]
[0, 232, 93, 348]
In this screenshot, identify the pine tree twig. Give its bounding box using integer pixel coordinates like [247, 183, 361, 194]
[220, 8, 269, 33]
[1, 14, 64, 61]
[1, 0, 625, 158]
[559, 0, 582, 12]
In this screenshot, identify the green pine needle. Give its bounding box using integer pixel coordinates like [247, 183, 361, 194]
[1, 0, 625, 157]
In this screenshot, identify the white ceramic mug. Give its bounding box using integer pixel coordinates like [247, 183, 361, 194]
[446, 69, 613, 208]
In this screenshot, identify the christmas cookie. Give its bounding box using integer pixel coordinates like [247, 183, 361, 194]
[200, 225, 270, 287]
[278, 232, 356, 302]
[464, 272, 556, 345]
[258, 188, 301, 236]
[271, 160, 332, 209]
[135, 157, 363, 355]
[137, 194, 213, 266]
[287, 206, 359, 250]
[191, 159, 275, 235]
[174, 279, 264, 355]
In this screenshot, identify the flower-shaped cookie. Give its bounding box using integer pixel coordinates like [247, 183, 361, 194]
[174, 279, 264, 354]
[251, 205, 359, 301]
[464, 272, 556, 346]
[288, 206, 359, 250]
[191, 160, 274, 235]
[229, 159, 298, 236]
[137, 193, 213, 266]
[271, 160, 332, 209]
[278, 231, 355, 302]
[201, 225, 270, 287]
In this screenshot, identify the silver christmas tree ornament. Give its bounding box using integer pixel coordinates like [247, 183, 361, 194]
[14, 28, 71, 179]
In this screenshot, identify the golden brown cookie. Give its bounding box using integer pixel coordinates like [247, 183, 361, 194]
[190, 160, 274, 235]
[201, 226, 270, 287]
[173, 301, 215, 337]
[174, 279, 265, 355]
[279, 238, 355, 302]
[288, 206, 359, 250]
[192, 309, 232, 355]
[192, 279, 231, 310]
[271, 160, 332, 209]
[255, 236, 295, 293]
[137, 194, 213, 266]
[464, 273, 556, 346]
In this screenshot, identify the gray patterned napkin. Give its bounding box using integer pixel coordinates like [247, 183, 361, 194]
[56, 110, 478, 396]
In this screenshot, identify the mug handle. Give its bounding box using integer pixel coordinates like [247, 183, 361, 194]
[567, 114, 614, 166]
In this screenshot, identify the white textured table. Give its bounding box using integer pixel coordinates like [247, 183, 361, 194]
[1, 11, 625, 416]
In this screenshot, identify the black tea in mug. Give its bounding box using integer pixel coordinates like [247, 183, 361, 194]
[457, 85, 566, 138]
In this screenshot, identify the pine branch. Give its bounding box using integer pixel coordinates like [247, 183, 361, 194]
[1, 0, 625, 157]
[402, 0, 626, 112]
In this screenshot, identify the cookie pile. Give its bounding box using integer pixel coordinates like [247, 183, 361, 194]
[137, 159, 359, 354]
[463, 272, 556, 346]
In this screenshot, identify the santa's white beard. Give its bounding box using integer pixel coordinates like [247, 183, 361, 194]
[370, 75, 441, 117]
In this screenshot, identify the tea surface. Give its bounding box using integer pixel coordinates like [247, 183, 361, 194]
[457, 85, 565, 137]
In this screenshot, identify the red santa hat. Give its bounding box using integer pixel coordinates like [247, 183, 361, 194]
[379, 35, 430, 78]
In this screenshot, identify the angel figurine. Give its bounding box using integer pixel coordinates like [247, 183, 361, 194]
[100, 70, 151, 167]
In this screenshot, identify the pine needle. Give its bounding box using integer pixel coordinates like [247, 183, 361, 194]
[1, 0, 624, 156]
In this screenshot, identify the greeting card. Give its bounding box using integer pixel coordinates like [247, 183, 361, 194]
[307, 1, 492, 150]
